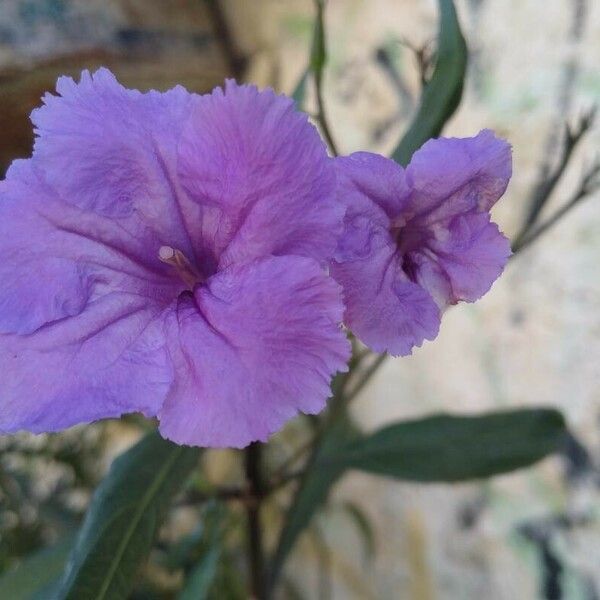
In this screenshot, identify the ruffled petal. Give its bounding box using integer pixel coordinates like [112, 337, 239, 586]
[333, 152, 411, 220]
[0, 166, 91, 334]
[332, 254, 440, 356]
[0, 160, 181, 335]
[159, 256, 350, 448]
[405, 129, 512, 221]
[178, 80, 341, 267]
[30, 68, 205, 266]
[0, 293, 174, 433]
[423, 211, 511, 303]
[330, 172, 439, 356]
[400, 131, 512, 306]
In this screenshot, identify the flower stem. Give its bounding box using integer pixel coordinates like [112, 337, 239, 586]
[245, 442, 267, 599]
[311, 0, 339, 156]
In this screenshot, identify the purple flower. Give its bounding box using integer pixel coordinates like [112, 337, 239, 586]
[331, 130, 512, 356]
[0, 69, 350, 447]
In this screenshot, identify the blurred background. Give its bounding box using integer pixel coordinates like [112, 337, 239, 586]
[0, 1, 599, 598]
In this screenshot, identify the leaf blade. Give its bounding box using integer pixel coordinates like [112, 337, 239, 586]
[55, 431, 200, 600]
[177, 546, 220, 600]
[336, 501, 376, 563]
[0, 536, 74, 600]
[391, 0, 467, 166]
[324, 409, 566, 482]
[291, 69, 310, 109]
[267, 417, 359, 592]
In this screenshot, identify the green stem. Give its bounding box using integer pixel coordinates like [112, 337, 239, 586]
[311, 0, 339, 156]
[344, 353, 388, 404]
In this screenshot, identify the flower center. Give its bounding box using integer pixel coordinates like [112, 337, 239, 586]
[158, 246, 202, 289]
[391, 221, 428, 255]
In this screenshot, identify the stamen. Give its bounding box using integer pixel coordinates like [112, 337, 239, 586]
[158, 245, 202, 289]
[159, 245, 175, 261]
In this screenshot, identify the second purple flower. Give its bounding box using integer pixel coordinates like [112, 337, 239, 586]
[331, 130, 512, 356]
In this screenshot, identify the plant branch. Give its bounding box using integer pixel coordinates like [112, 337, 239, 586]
[512, 158, 600, 255]
[245, 442, 267, 599]
[344, 352, 388, 405]
[178, 485, 249, 506]
[513, 108, 596, 248]
[311, 0, 339, 156]
[268, 340, 367, 487]
[398, 36, 436, 87]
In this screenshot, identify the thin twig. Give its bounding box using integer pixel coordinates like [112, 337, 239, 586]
[311, 0, 339, 156]
[204, 0, 248, 80]
[269, 440, 315, 485]
[514, 108, 596, 247]
[344, 352, 388, 404]
[178, 485, 250, 506]
[314, 84, 339, 156]
[512, 158, 600, 255]
[398, 36, 436, 87]
[375, 46, 414, 116]
[268, 338, 367, 485]
[521, 0, 588, 231]
[269, 468, 304, 494]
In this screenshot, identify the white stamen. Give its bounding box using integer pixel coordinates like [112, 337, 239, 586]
[158, 245, 203, 289]
[159, 245, 175, 261]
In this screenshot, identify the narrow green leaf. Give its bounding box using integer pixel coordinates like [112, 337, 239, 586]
[178, 546, 220, 600]
[268, 416, 360, 592]
[310, 0, 327, 78]
[336, 501, 376, 563]
[324, 409, 566, 482]
[0, 536, 74, 600]
[162, 524, 205, 571]
[391, 0, 467, 166]
[55, 431, 200, 600]
[291, 69, 310, 109]
[213, 551, 246, 599]
[177, 501, 224, 600]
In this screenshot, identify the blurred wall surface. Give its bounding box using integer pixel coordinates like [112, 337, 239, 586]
[0, 0, 234, 174]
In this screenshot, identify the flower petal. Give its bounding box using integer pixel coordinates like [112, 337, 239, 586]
[0, 293, 174, 434]
[424, 211, 512, 303]
[332, 253, 440, 356]
[0, 166, 91, 335]
[159, 256, 350, 448]
[405, 129, 512, 220]
[0, 159, 181, 335]
[178, 80, 341, 267]
[330, 170, 439, 356]
[334, 152, 411, 220]
[30, 68, 205, 266]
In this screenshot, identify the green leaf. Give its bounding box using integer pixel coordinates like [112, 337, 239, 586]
[0, 536, 74, 600]
[178, 546, 220, 600]
[310, 0, 327, 78]
[177, 501, 225, 600]
[267, 416, 360, 593]
[292, 69, 310, 109]
[54, 431, 200, 600]
[323, 409, 567, 482]
[391, 0, 467, 166]
[212, 550, 246, 599]
[335, 501, 376, 563]
[162, 524, 205, 571]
